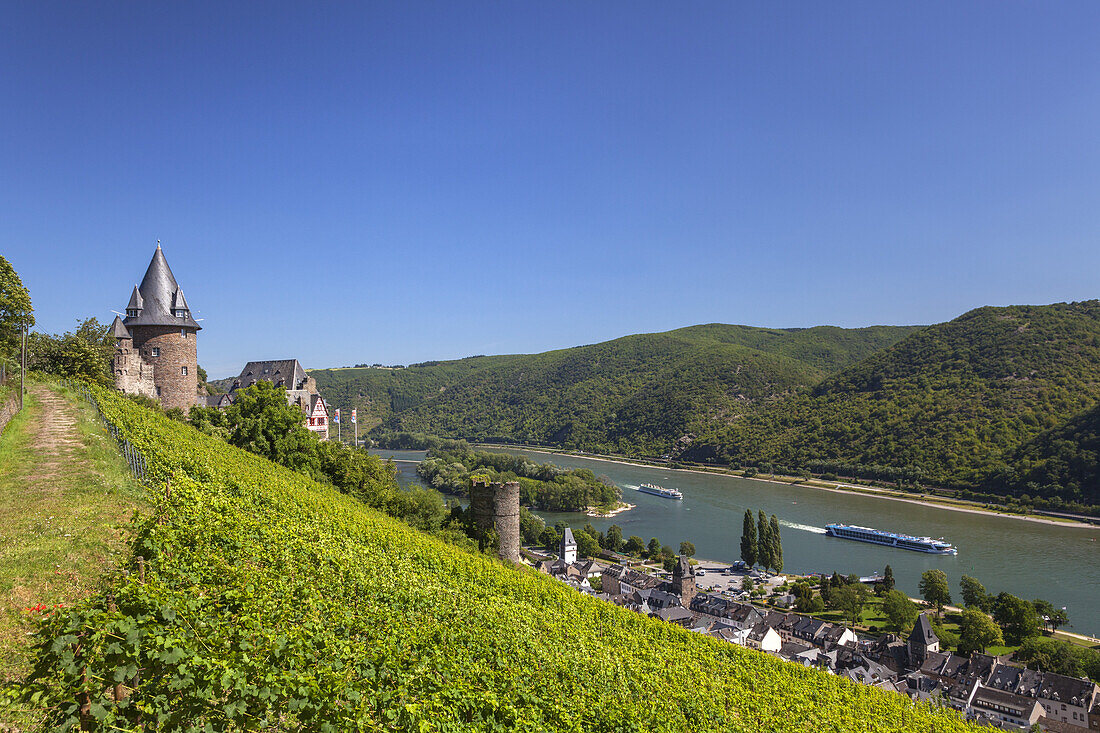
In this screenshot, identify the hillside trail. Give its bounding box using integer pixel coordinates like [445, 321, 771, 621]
[0, 383, 140, 694]
[25, 385, 82, 484]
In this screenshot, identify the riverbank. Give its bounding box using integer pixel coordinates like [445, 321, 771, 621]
[586, 502, 635, 518]
[475, 443, 1096, 529]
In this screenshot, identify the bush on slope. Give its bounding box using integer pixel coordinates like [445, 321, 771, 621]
[16, 386, 978, 732]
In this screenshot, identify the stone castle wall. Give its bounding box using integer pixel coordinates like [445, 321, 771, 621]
[469, 478, 521, 563]
[114, 338, 158, 401]
[129, 325, 199, 410]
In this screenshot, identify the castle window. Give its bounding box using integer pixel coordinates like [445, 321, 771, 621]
[151, 347, 160, 357]
[181, 329, 187, 338]
[181, 366, 188, 376]
[126, 309, 138, 318]
[156, 387, 161, 397]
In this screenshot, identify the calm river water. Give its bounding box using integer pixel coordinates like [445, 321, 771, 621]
[373, 448, 1100, 636]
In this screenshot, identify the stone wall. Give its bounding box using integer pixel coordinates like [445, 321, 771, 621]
[114, 337, 158, 401]
[469, 478, 521, 563]
[0, 392, 20, 435]
[130, 325, 199, 410]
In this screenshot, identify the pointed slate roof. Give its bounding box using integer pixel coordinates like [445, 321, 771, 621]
[230, 360, 309, 394]
[908, 613, 938, 647]
[121, 244, 200, 330]
[126, 285, 143, 310]
[562, 528, 577, 549]
[674, 555, 695, 577]
[110, 315, 131, 339]
[172, 286, 190, 311]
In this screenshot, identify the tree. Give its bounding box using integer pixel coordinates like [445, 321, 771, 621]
[28, 318, 114, 385]
[624, 536, 645, 555]
[0, 255, 33, 362]
[1032, 599, 1069, 632]
[768, 515, 783, 574]
[646, 537, 662, 559]
[958, 607, 1004, 654]
[225, 381, 319, 475]
[757, 510, 771, 572]
[575, 529, 601, 558]
[993, 593, 1041, 644]
[960, 575, 990, 611]
[678, 541, 695, 557]
[919, 569, 951, 617]
[881, 589, 919, 632]
[833, 583, 870, 626]
[875, 565, 896, 596]
[740, 509, 758, 568]
[605, 524, 623, 552]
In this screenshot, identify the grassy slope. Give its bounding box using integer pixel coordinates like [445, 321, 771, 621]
[15, 385, 979, 731]
[0, 385, 145, 683]
[311, 323, 919, 455]
[690, 302, 1100, 496]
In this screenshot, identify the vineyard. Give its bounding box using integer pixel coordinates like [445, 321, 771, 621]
[10, 384, 981, 731]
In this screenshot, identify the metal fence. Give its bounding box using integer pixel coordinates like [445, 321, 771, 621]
[61, 379, 149, 482]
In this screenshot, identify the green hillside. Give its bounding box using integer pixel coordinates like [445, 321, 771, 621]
[11, 383, 978, 731]
[989, 402, 1100, 508]
[311, 323, 919, 455]
[688, 302, 1100, 502]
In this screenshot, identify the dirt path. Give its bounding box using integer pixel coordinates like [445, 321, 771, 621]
[0, 384, 143, 690]
[25, 385, 82, 483]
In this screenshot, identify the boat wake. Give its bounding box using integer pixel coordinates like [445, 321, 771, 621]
[780, 520, 827, 535]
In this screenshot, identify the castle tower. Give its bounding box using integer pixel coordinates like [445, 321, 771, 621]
[672, 555, 696, 605]
[560, 527, 577, 564]
[907, 613, 939, 667]
[469, 477, 521, 563]
[115, 244, 201, 410]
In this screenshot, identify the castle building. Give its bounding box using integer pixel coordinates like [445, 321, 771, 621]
[218, 359, 330, 439]
[112, 244, 200, 411]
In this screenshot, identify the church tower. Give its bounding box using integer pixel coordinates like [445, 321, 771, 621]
[114, 243, 201, 410]
[560, 528, 578, 564]
[672, 555, 697, 605]
[907, 613, 940, 667]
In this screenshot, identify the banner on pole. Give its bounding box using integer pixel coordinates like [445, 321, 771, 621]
[351, 409, 357, 424]
[334, 409, 340, 424]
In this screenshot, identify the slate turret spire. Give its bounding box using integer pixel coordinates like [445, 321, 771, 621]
[114, 242, 201, 410]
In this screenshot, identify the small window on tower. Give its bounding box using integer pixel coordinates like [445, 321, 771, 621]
[156, 387, 161, 397]
[151, 347, 160, 357]
[181, 366, 188, 376]
[181, 329, 187, 338]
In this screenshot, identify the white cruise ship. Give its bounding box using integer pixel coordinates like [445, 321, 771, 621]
[637, 483, 683, 500]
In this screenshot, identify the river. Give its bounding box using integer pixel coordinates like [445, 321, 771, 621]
[373, 447, 1100, 636]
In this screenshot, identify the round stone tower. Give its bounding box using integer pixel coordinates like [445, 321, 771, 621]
[115, 243, 201, 411]
[469, 477, 521, 563]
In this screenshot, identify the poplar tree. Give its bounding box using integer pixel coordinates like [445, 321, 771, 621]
[740, 509, 757, 567]
[758, 510, 772, 572]
[769, 514, 783, 574]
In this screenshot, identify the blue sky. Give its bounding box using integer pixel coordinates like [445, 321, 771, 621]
[3, 3, 1099, 377]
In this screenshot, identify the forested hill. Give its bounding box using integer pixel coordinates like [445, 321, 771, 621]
[310, 323, 920, 455]
[988, 402, 1100, 508]
[687, 301, 1100, 508]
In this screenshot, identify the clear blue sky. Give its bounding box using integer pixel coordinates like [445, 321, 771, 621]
[3, 3, 1099, 377]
